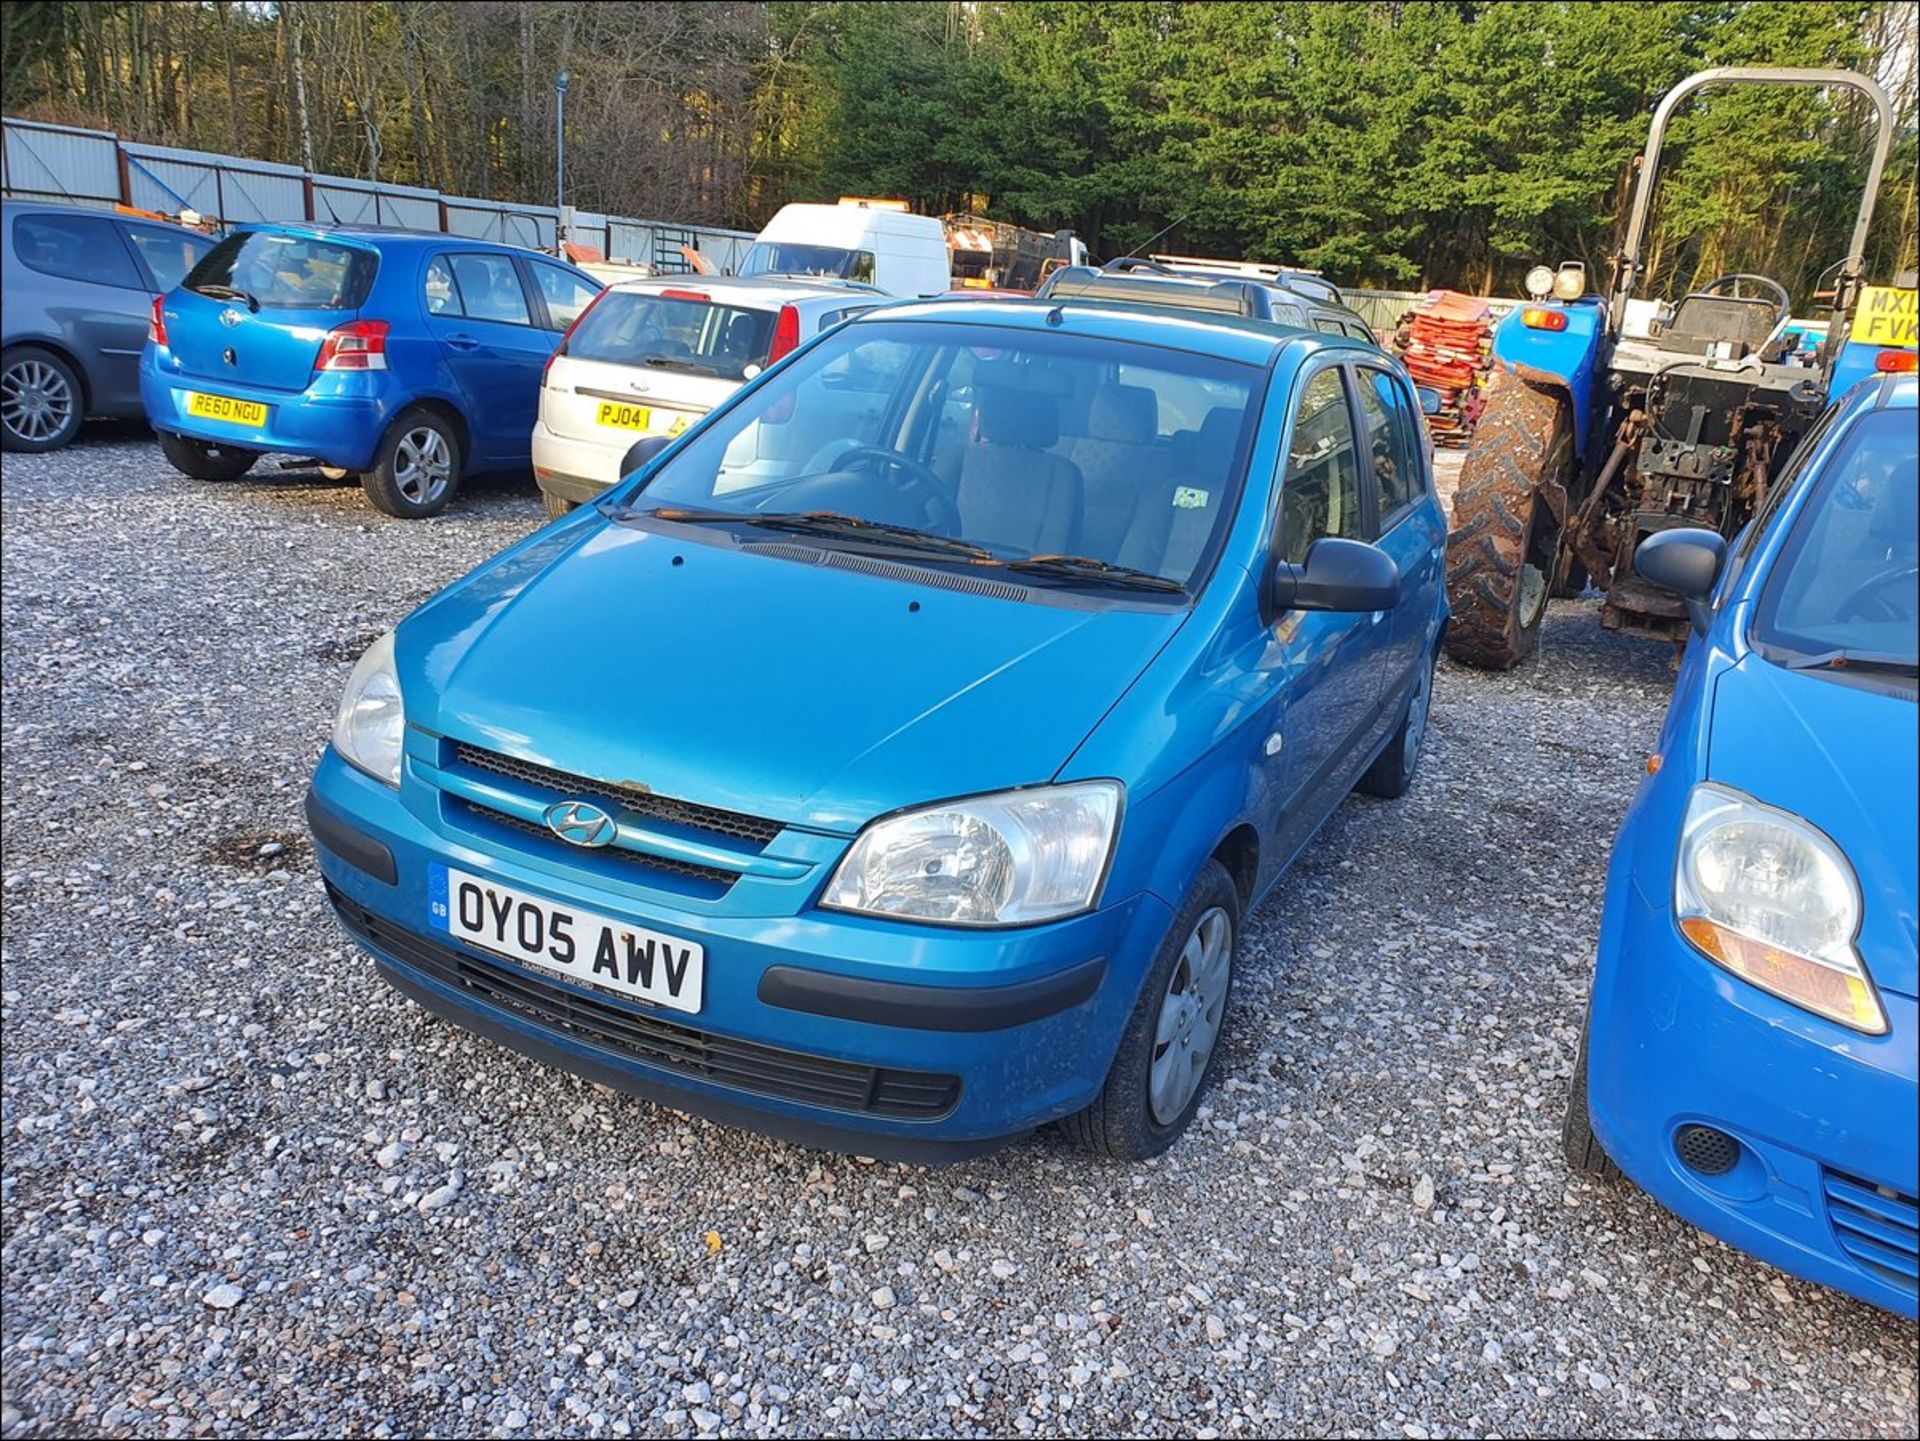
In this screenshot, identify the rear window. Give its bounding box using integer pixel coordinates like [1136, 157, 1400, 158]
[184, 231, 377, 310]
[564, 291, 777, 381]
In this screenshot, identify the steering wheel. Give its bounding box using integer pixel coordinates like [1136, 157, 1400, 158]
[1695, 273, 1791, 328]
[833, 445, 961, 532]
[1834, 565, 1920, 624]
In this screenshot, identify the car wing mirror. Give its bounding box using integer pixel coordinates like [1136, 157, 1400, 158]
[1270, 537, 1402, 616]
[620, 434, 675, 481]
[1634, 527, 1726, 636]
[1414, 385, 1445, 416]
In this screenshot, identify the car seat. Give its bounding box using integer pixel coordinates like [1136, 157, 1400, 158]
[954, 366, 1083, 556]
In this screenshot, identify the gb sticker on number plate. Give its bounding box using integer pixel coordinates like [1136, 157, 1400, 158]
[428, 863, 705, 1013]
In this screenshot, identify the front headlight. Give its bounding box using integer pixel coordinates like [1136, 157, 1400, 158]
[823, 781, 1121, 927]
[1674, 782, 1883, 1033]
[332, 631, 404, 788]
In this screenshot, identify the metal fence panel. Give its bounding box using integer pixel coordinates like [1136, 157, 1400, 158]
[311, 174, 441, 231]
[444, 199, 557, 250]
[3, 118, 119, 204]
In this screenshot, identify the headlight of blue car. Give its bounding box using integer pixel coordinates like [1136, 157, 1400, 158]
[1675, 782, 1884, 1034]
[824, 780, 1122, 927]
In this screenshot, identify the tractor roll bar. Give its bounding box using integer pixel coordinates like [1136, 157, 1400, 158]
[1608, 67, 1896, 341]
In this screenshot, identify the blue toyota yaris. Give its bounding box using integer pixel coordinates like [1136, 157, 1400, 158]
[141, 225, 600, 517]
[1567, 372, 1918, 1315]
[307, 299, 1449, 1160]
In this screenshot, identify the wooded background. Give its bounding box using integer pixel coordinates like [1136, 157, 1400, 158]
[3, 1, 1915, 301]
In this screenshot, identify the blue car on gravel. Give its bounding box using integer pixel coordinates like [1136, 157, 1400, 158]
[1565, 372, 1918, 1316]
[141, 225, 600, 517]
[307, 298, 1449, 1160]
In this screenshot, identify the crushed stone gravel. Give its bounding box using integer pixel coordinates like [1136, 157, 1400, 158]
[2, 432, 1915, 1438]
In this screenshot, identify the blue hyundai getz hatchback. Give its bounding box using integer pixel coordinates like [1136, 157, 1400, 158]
[307, 300, 1449, 1160]
[142, 225, 600, 517]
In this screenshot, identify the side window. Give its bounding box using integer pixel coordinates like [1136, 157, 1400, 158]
[1313, 317, 1346, 336]
[423, 255, 460, 315]
[1357, 368, 1421, 524]
[1278, 368, 1365, 564]
[848, 250, 877, 285]
[531, 262, 600, 330]
[1345, 322, 1375, 343]
[121, 224, 212, 291]
[447, 253, 531, 325]
[13, 213, 142, 289]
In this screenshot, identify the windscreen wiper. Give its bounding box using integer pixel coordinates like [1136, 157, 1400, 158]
[1781, 647, 1918, 677]
[192, 283, 259, 311]
[1004, 554, 1187, 593]
[642, 356, 727, 378]
[618, 506, 999, 561]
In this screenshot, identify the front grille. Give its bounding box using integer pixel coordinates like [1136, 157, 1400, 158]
[458, 802, 738, 891]
[329, 885, 960, 1122]
[452, 743, 783, 848]
[1823, 1169, 1919, 1297]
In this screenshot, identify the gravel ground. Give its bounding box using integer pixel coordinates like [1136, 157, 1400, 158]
[3, 433, 1915, 1440]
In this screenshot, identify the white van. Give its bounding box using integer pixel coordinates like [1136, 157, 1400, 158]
[740, 200, 949, 298]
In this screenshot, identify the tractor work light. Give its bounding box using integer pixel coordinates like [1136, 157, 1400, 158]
[1553, 263, 1587, 301]
[1525, 265, 1555, 300]
[1522, 308, 1568, 332]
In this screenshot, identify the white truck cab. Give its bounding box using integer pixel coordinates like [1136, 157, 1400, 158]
[741, 199, 950, 298]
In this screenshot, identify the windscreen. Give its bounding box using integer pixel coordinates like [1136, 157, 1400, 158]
[742, 242, 875, 284]
[1752, 408, 1917, 671]
[184, 231, 377, 310]
[565, 291, 777, 381]
[622, 318, 1262, 594]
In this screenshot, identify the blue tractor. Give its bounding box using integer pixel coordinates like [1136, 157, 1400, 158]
[1443, 67, 1899, 668]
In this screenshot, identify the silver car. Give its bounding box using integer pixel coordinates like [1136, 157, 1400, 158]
[2, 200, 215, 452]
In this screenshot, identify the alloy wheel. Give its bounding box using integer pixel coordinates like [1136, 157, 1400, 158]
[2, 358, 75, 444]
[393, 426, 452, 506]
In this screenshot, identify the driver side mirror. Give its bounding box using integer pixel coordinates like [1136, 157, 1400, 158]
[1414, 385, 1445, 416]
[1270, 537, 1401, 615]
[1634, 527, 1726, 636]
[620, 434, 675, 481]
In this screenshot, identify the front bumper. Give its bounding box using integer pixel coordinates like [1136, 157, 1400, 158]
[1586, 847, 1919, 1317]
[140, 351, 395, 471]
[306, 750, 1171, 1161]
[531, 420, 630, 506]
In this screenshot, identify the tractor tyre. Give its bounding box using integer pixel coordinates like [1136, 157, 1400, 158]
[1443, 373, 1572, 670]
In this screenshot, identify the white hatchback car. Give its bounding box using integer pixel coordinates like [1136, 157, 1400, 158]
[531, 275, 887, 514]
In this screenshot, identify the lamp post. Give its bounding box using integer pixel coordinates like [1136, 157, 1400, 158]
[554, 70, 571, 240]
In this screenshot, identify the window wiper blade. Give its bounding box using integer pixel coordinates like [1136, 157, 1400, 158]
[611, 506, 998, 561]
[1781, 647, 1918, 676]
[749, 511, 1000, 560]
[1004, 554, 1186, 593]
[193, 283, 259, 311]
[642, 356, 727, 377]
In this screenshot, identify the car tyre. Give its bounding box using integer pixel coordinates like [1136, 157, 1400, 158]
[1356, 647, 1436, 799]
[1563, 1005, 1623, 1180]
[157, 428, 261, 482]
[542, 490, 578, 519]
[2, 345, 84, 453]
[1060, 859, 1240, 1160]
[362, 407, 463, 519]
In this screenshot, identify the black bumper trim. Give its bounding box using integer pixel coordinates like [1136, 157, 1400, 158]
[758, 956, 1107, 1032]
[370, 957, 1014, 1165]
[305, 785, 397, 885]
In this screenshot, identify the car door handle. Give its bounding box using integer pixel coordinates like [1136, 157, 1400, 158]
[446, 333, 480, 351]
